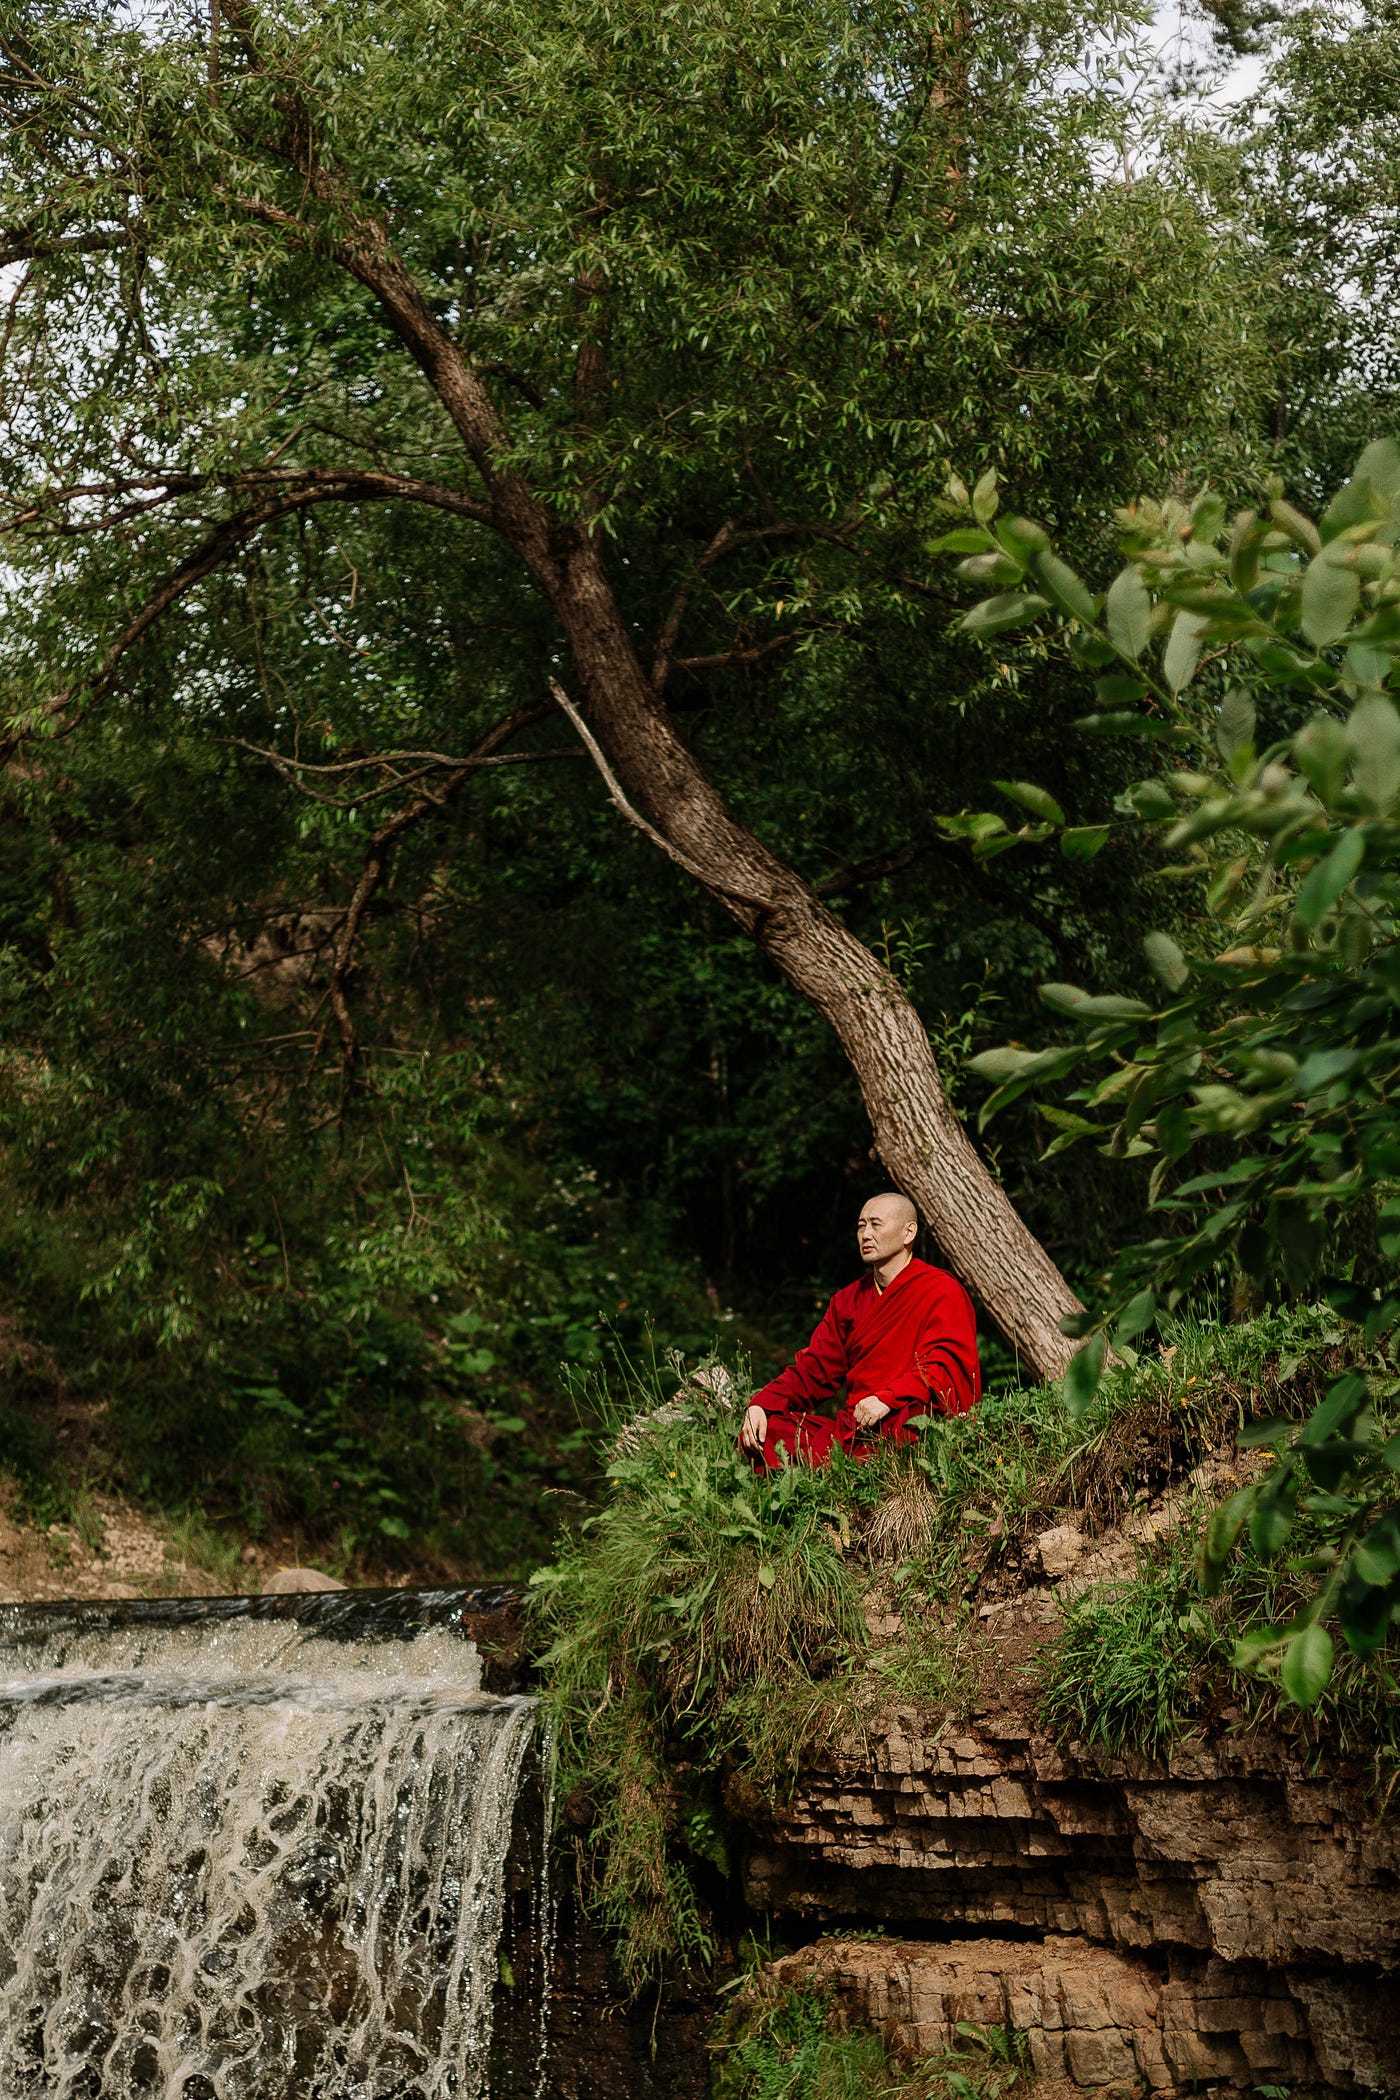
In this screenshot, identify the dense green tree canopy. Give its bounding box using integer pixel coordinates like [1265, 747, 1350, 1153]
[0, 0, 1380, 1565]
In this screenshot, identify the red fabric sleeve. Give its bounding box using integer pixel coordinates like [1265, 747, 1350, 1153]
[751, 1295, 851, 1414]
[912, 1275, 980, 1417]
[865, 1276, 980, 1424]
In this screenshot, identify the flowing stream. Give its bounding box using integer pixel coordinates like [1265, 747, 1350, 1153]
[0, 1594, 535, 2098]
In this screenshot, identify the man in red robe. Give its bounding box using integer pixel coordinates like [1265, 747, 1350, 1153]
[740, 1192, 980, 1468]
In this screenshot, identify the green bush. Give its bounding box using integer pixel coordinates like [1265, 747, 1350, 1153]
[944, 442, 1400, 1703]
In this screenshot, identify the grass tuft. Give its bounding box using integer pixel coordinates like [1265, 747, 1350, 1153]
[712, 1963, 1030, 2100]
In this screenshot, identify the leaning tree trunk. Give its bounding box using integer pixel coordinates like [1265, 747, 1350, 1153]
[543, 541, 1083, 1379]
[211, 144, 1085, 1378]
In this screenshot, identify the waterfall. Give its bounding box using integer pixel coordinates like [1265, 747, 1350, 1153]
[0, 1597, 535, 2098]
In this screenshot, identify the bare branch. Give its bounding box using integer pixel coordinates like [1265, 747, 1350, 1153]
[651, 518, 874, 693]
[0, 228, 134, 269]
[548, 677, 773, 914]
[227, 736, 582, 809]
[816, 842, 921, 897]
[320, 701, 551, 1084]
[2, 464, 491, 536]
[672, 629, 818, 674]
[651, 518, 736, 692]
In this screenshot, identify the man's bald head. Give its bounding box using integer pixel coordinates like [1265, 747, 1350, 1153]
[856, 1191, 918, 1276]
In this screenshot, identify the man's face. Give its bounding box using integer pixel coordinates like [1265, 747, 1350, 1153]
[856, 1199, 914, 1266]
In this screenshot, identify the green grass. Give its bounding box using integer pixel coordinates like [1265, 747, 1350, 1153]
[901, 1303, 1345, 1594]
[530, 1373, 873, 1982]
[1039, 1550, 1227, 1757]
[529, 1304, 1379, 1982]
[711, 1966, 1030, 2100]
[1041, 1540, 1400, 1770]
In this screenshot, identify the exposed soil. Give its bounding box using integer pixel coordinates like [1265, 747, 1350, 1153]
[0, 1480, 244, 1602]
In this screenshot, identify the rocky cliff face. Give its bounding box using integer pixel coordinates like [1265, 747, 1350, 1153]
[736, 1704, 1399, 2093]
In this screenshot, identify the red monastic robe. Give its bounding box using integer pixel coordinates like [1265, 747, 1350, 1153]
[747, 1255, 979, 1470]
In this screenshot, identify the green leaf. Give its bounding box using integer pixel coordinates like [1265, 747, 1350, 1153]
[1215, 688, 1255, 764]
[1115, 1286, 1156, 1340]
[972, 468, 1000, 524]
[1300, 549, 1361, 646]
[1063, 1331, 1106, 1420]
[1038, 983, 1090, 1016]
[960, 592, 1051, 637]
[1128, 779, 1175, 819]
[1095, 672, 1147, 705]
[1105, 565, 1151, 660]
[995, 516, 1049, 564]
[1060, 825, 1112, 860]
[1228, 508, 1263, 592]
[1143, 931, 1189, 991]
[1279, 1623, 1334, 1708]
[1319, 439, 1400, 541]
[968, 1043, 1083, 1083]
[967, 1045, 1044, 1081]
[1292, 714, 1349, 806]
[756, 1563, 775, 1589]
[1350, 436, 1400, 503]
[1351, 1513, 1400, 1587]
[1163, 611, 1207, 694]
[1032, 550, 1097, 625]
[939, 810, 1008, 843]
[1075, 713, 1187, 741]
[994, 780, 1065, 825]
[1347, 694, 1400, 814]
[1295, 827, 1365, 927]
[928, 528, 998, 554]
[1248, 1488, 1294, 1557]
[1294, 1046, 1358, 1095]
[1200, 1487, 1253, 1591]
[976, 1076, 1031, 1129]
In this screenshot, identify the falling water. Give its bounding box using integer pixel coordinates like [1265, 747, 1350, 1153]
[0, 1595, 534, 2098]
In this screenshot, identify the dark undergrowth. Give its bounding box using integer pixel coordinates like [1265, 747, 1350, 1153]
[530, 1303, 1400, 1986]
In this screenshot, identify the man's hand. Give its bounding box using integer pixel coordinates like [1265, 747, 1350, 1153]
[851, 1394, 891, 1432]
[740, 1404, 768, 1452]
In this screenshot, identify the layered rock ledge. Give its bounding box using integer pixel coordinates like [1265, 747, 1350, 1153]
[737, 1706, 1400, 2092]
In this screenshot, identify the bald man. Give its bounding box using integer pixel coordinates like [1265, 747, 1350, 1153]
[740, 1193, 980, 1469]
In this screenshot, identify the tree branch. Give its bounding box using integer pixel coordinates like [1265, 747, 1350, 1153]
[0, 227, 135, 268]
[816, 842, 921, 896]
[229, 737, 582, 810]
[547, 677, 775, 914]
[320, 702, 551, 1085]
[2, 464, 491, 536]
[672, 628, 823, 674]
[3, 482, 440, 750]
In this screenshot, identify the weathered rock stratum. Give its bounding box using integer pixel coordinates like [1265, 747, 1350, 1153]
[738, 1705, 1400, 2093]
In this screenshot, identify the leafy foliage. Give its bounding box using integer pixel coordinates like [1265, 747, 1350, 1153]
[529, 1365, 871, 1983]
[712, 1968, 1029, 2100]
[1041, 1535, 1400, 1767]
[945, 440, 1400, 1703]
[0, 0, 1291, 1366]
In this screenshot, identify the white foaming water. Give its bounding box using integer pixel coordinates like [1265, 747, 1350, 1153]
[0, 1607, 533, 2098]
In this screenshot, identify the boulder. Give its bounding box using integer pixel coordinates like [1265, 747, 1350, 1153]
[262, 1565, 346, 1594]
